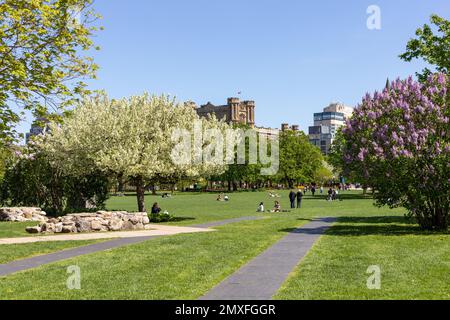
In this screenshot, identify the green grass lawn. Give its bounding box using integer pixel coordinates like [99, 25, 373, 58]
[0, 240, 103, 265]
[0, 221, 40, 238]
[0, 213, 307, 299]
[275, 215, 450, 300]
[1, 191, 449, 299]
[106, 190, 281, 225]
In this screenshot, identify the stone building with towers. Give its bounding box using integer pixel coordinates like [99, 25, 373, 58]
[188, 97, 299, 139]
[193, 97, 255, 128]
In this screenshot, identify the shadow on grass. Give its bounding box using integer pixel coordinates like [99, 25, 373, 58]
[169, 217, 196, 223]
[337, 216, 412, 224]
[280, 216, 450, 236]
[303, 193, 373, 201]
[328, 216, 450, 236]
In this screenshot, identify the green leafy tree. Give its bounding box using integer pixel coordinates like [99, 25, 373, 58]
[0, 0, 101, 146]
[38, 93, 230, 212]
[328, 128, 368, 188]
[0, 146, 12, 180]
[277, 130, 324, 188]
[214, 123, 262, 191]
[327, 129, 345, 178]
[400, 14, 450, 81]
[0, 149, 109, 215]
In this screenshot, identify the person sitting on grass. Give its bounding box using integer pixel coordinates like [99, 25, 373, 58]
[151, 202, 161, 214]
[257, 202, 265, 212]
[217, 194, 223, 201]
[271, 201, 281, 213]
[224, 195, 229, 201]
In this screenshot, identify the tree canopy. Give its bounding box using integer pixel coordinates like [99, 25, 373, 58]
[400, 14, 450, 81]
[38, 93, 230, 212]
[0, 0, 100, 146]
[277, 130, 325, 188]
[342, 74, 449, 230]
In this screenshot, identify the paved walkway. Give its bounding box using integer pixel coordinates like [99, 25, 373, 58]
[0, 224, 213, 245]
[0, 216, 262, 277]
[199, 217, 336, 300]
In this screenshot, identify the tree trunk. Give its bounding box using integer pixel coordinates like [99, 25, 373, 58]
[117, 172, 124, 192]
[135, 176, 146, 212]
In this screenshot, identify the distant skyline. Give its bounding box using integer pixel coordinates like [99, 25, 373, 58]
[16, 0, 450, 138]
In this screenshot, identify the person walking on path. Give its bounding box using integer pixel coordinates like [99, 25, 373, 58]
[289, 190, 296, 209]
[311, 186, 316, 196]
[296, 189, 303, 208]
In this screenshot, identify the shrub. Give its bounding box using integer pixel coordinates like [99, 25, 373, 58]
[342, 74, 449, 230]
[148, 211, 174, 223]
[0, 151, 110, 216]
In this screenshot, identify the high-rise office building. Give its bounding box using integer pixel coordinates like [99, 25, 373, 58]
[308, 103, 353, 154]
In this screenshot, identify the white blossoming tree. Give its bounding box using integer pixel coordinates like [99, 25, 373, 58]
[38, 93, 230, 212]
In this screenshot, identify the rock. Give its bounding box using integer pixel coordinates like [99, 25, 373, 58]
[62, 225, 75, 233]
[122, 221, 134, 231]
[90, 220, 108, 231]
[26, 226, 42, 234]
[41, 223, 55, 233]
[76, 220, 91, 233]
[109, 219, 123, 231]
[129, 215, 141, 225]
[0, 207, 47, 222]
[23, 211, 33, 219]
[23, 210, 151, 234]
[133, 222, 144, 230]
[54, 223, 63, 233]
[48, 218, 59, 224]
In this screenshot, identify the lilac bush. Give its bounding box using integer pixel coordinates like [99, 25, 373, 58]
[343, 73, 449, 230]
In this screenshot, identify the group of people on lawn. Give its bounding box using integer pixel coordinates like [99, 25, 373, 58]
[257, 186, 342, 213]
[152, 186, 341, 216]
[256, 190, 303, 213]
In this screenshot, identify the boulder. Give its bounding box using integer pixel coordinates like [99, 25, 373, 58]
[26, 226, 42, 234]
[76, 220, 91, 233]
[54, 223, 63, 233]
[25, 211, 150, 234]
[62, 225, 75, 233]
[109, 219, 123, 231]
[0, 207, 47, 222]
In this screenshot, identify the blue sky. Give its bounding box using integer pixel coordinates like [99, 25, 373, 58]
[18, 0, 450, 136]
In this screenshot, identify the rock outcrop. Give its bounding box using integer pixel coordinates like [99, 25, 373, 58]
[0, 207, 48, 222]
[26, 211, 150, 234]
